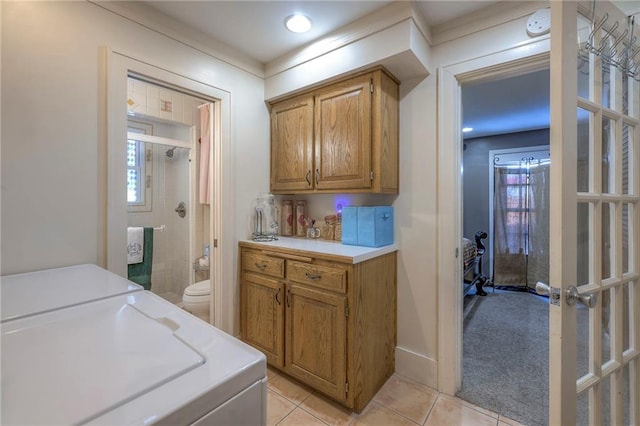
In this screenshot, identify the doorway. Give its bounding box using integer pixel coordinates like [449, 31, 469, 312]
[434, 33, 551, 400]
[456, 70, 551, 425]
[439, 3, 639, 422]
[105, 48, 233, 331]
[126, 109, 203, 306]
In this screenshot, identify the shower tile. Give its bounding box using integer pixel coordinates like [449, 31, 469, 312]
[133, 78, 147, 96]
[172, 97, 183, 123]
[146, 84, 159, 99]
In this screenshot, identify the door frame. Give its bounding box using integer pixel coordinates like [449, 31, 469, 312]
[103, 47, 232, 331]
[436, 39, 550, 395]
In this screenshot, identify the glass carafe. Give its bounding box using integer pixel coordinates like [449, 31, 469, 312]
[252, 194, 279, 241]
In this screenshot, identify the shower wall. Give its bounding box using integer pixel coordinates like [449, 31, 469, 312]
[127, 124, 190, 303]
[127, 77, 211, 303]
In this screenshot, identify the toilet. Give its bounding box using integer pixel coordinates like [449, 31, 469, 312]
[182, 279, 211, 322]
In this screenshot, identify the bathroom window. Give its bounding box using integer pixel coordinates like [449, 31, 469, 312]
[127, 139, 145, 203]
[127, 121, 153, 212]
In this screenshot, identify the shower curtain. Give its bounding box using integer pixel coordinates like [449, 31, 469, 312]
[493, 161, 550, 289]
[199, 104, 211, 205]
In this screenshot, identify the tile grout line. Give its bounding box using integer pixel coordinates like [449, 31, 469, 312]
[420, 392, 440, 426]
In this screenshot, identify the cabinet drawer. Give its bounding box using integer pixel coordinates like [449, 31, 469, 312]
[242, 251, 285, 278]
[286, 261, 347, 293]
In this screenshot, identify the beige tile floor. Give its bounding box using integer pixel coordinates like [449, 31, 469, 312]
[266, 367, 527, 426]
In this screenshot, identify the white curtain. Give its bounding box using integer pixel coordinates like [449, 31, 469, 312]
[526, 163, 550, 288]
[493, 160, 549, 289]
[493, 166, 528, 286]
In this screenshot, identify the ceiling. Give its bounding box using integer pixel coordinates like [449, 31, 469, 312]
[142, 1, 500, 64]
[140, 0, 640, 139]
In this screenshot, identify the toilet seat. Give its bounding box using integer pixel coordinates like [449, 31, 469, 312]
[184, 280, 210, 297]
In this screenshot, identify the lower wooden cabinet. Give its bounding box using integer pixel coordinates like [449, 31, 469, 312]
[241, 273, 284, 368]
[239, 242, 397, 412]
[286, 284, 347, 401]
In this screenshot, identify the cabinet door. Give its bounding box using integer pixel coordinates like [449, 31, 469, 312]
[285, 284, 347, 402]
[241, 272, 285, 368]
[270, 95, 314, 192]
[314, 75, 372, 190]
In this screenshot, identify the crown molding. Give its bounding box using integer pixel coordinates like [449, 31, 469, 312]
[431, 1, 549, 46]
[90, 1, 265, 79]
[265, 1, 431, 79]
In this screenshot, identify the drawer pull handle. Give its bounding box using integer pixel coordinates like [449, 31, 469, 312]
[255, 263, 267, 270]
[305, 272, 322, 280]
[275, 288, 281, 305]
[305, 170, 311, 186]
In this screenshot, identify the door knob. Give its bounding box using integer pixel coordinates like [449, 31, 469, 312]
[566, 285, 598, 309]
[535, 281, 551, 296]
[536, 282, 597, 308]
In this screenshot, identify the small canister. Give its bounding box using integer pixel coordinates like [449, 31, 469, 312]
[322, 214, 337, 240]
[321, 223, 335, 240]
[334, 212, 342, 241]
[295, 200, 306, 237]
[281, 200, 293, 236]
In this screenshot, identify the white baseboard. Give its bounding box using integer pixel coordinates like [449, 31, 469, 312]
[394, 346, 438, 389]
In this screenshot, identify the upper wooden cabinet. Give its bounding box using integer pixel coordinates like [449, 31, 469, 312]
[269, 67, 399, 194]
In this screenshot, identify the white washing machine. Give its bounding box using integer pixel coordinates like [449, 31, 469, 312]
[1, 264, 143, 322]
[1, 265, 267, 425]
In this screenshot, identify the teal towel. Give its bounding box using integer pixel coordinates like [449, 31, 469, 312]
[128, 227, 153, 290]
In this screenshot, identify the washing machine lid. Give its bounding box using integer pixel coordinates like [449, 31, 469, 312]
[185, 279, 211, 296]
[1, 291, 266, 425]
[0, 264, 143, 322]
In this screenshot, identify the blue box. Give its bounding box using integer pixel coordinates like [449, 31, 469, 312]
[341, 206, 394, 247]
[341, 207, 359, 245]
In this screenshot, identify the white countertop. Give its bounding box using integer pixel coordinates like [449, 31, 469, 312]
[239, 237, 398, 264]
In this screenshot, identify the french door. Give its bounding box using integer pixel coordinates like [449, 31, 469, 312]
[550, 1, 639, 424]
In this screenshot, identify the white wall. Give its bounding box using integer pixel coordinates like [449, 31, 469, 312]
[1, 0, 546, 389]
[0, 0, 269, 302]
[264, 3, 547, 388]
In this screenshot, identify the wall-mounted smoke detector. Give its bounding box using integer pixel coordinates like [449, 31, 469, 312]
[284, 14, 312, 33]
[527, 8, 551, 37]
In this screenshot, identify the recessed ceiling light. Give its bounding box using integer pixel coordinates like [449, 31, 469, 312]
[462, 127, 473, 133]
[285, 14, 312, 33]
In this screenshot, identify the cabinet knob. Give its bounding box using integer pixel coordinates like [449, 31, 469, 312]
[275, 288, 281, 305]
[315, 169, 320, 185]
[305, 170, 311, 186]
